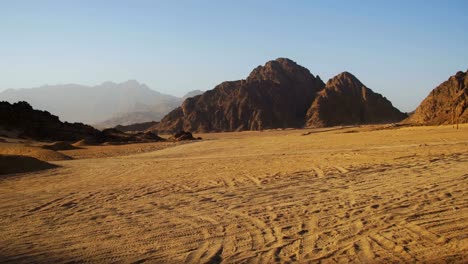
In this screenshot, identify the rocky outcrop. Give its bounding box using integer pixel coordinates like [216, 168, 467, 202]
[0, 101, 165, 143]
[170, 131, 200, 141]
[405, 70, 468, 125]
[306, 72, 407, 127]
[101, 129, 164, 143]
[0, 101, 102, 141]
[153, 58, 325, 132]
[151, 59, 408, 133]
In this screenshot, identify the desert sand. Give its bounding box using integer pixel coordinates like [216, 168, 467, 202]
[0, 124, 467, 263]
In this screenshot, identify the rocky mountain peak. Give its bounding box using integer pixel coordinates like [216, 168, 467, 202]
[246, 58, 316, 85]
[152, 58, 326, 133]
[146, 58, 408, 133]
[326, 71, 364, 92]
[306, 72, 406, 127]
[405, 70, 467, 125]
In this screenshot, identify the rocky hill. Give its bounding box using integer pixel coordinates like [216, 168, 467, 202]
[306, 72, 407, 127]
[405, 70, 467, 125]
[152, 58, 326, 132]
[152, 58, 407, 133]
[0, 101, 163, 143]
[0, 101, 102, 141]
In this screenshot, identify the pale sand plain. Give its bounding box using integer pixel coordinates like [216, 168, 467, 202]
[0, 124, 467, 263]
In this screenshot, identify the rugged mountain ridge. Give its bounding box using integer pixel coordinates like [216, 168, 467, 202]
[0, 101, 101, 141]
[306, 72, 407, 127]
[152, 58, 326, 132]
[405, 70, 468, 125]
[153, 58, 406, 133]
[0, 101, 163, 143]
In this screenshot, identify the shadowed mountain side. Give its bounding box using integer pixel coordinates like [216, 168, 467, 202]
[0, 101, 164, 144]
[0, 101, 101, 141]
[306, 72, 407, 127]
[405, 70, 468, 125]
[152, 58, 325, 133]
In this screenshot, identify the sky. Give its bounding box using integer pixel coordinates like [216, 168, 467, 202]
[0, 0, 467, 112]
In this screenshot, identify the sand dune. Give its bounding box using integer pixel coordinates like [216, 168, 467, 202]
[0, 143, 72, 161]
[0, 125, 467, 263]
[0, 155, 58, 175]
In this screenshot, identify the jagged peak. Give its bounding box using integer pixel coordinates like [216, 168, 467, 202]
[326, 71, 365, 90]
[247, 58, 316, 83]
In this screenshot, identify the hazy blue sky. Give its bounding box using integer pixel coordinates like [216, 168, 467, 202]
[1, 0, 467, 111]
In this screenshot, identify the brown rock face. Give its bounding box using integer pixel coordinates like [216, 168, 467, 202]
[0, 101, 165, 143]
[405, 70, 468, 125]
[153, 58, 325, 133]
[0, 101, 102, 141]
[170, 131, 200, 141]
[306, 72, 407, 127]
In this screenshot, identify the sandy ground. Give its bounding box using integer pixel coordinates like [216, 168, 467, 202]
[0, 124, 467, 263]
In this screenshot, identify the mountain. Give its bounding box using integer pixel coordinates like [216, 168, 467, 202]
[405, 70, 468, 125]
[0, 80, 181, 125]
[152, 58, 326, 133]
[0, 101, 101, 141]
[0, 101, 163, 143]
[152, 58, 407, 133]
[306, 72, 407, 127]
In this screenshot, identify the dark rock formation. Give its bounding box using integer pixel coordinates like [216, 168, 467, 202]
[169, 131, 201, 141]
[306, 72, 407, 127]
[0, 101, 102, 141]
[0, 101, 165, 143]
[153, 58, 325, 132]
[405, 70, 468, 125]
[101, 128, 164, 143]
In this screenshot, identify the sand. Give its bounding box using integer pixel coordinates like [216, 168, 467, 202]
[0, 155, 58, 175]
[0, 124, 467, 263]
[0, 143, 72, 161]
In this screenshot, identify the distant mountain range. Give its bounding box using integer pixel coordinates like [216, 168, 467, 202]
[0, 80, 203, 127]
[2, 59, 465, 133]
